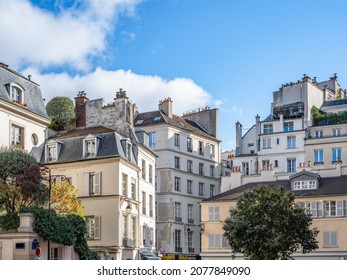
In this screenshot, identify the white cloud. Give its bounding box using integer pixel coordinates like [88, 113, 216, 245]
[23, 67, 214, 115]
[0, 0, 141, 70]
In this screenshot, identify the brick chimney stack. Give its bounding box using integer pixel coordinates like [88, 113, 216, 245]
[159, 97, 173, 118]
[75, 91, 89, 127]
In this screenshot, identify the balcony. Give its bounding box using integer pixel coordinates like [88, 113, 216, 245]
[123, 238, 135, 248]
[175, 217, 182, 222]
[188, 218, 194, 224]
[188, 248, 195, 253]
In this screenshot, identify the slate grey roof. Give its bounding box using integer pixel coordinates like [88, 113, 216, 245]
[322, 99, 347, 108]
[39, 126, 135, 165]
[203, 174, 347, 202]
[0, 63, 49, 119]
[135, 110, 219, 141]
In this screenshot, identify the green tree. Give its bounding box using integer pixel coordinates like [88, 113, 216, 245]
[0, 148, 48, 213]
[46, 96, 75, 130]
[223, 185, 319, 259]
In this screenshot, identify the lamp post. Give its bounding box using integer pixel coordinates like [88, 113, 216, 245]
[44, 169, 66, 260]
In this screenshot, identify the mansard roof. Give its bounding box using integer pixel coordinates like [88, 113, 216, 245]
[135, 110, 219, 141]
[37, 126, 136, 165]
[203, 175, 347, 202]
[0, 63, 49, 119]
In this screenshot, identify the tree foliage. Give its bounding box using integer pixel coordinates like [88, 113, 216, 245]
[0, 148, 48, 213]
[46, 96, 75, 131]
[21, 206, 99, 260]
[50, 180, 84, 216]
[223, 185, 319, 260]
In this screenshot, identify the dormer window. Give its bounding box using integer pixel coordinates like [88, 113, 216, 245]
[47, 144, 58, 162]
[290, 170, 320, 191]
[121, 138, 132, 161]
[83, 135, 99, 159]
[293, 180, 317, 190]
[9, 83, 25, 105]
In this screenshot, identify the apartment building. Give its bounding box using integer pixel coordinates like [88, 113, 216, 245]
[0, 62, 50, 151]
[37, 91, 157, 260]
[134, 97, 221, 259]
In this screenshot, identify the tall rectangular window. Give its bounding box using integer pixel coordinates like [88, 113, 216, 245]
[210, 165, 215, 177]
[148, 132, 156, 148]
[332, 148, 342, 163]
[199, 163, 204, 175]
[315, 130, 323, 138]
[142, 191, 146, 215]
[188, 204, 194, 223]
[262, 138, 271, 149]
[284, 122, 294, 132]
[174, 177, 181, 192]
[187, 180, 192, 194]
[174, 133, 180, 147]
[85, 139, 96, 157]
[188, 231, 193, 252]
[323, 231, 338, 248]
[199, 183, 204, 196]
[174, 202, 181, 222]
[210, 184, 215, 197]
[131, 180, 136, 200]
[122, 173, 128, 196]
[149, 195, 153, 217]
[187, 160, 193, 173]
[287, 136, 296, 149]
[210, 144, 215, 157]
[11, 124, 24, 148]
[174, 156, 180, 169]
[242, 162, 249, 175]
[332, 129, 341, 137]
[314, 149, 324, 164]
[263, 124, 273, 134]
[149, 164, 153, 183]
[141, 160, 146, 180]
[86, 216, 101, 240]
[47, 144, 57, 162]
[287, 158, 296, 173]
[208, 206, 220, 221]
[174, 230, 181, 252]
[187, 137, 193, 152]
[199, 141, 204, 155]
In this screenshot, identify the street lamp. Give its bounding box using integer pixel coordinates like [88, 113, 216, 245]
[43, 169, 66, 260]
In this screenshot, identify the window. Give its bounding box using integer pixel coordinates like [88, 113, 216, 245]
[127, 143, 132, 161]
[210, 165, 215, 177]
[332, 128, 341, 137]
[50, 247, 60, 260]
[148, 132, 156, 148]
[131, 217, 136, 242]
[86, 216, 101, 240]
[332, 148, 342, 163]
[174, 133, 180, 147]
[287, 136, 296, 149]
[323, 231, 337, 248]
[149, 164, 153, 183]
[174, 177, 181, 192]
[87, 172, 101, 196]
[149, 195, 153, 217]
[314, 149, 324, 164]
[210, 184, 215, 197]
[188, 231, 194, 252]
[293, 180, 317, 190]
[175, 202, 182, 222]
[262, 138, 271, 149]
[11, 124, 24, 148]
[315, 130, 323, 138]
[263, 124, 273, 134]
[85, 139, 96, 158]
[199, 163, 204, 175]
[188, 204, 194, 223]
[141, 160, 146, 180]
[287, 158, 296, 173]
[47, 144, 57, 162]
[276, 138, 280, 145]
[210, 144, 215, 158]
[122, 173, 128, 196]
[208, 206, 220, 221]
[31, 133, 38, 146]
[174, 230, 182, 252]
[262, 160, 270, 170]
[323, 201, 336, 217]
[199, 183, 204, 196]
[274, 160, 279, 168]
[131, 180, 136, 200]
[187, 137, 192, 152]
[174, 156, 180, 169]
[187, 180, 192, 194]
[199, 141, 204, 155]
[123, 215, 128, 239]
[311, 201, 323, 218]
[187, 160, 193, 173]
[208, 234, 229, 248]
[10, 85, 24, 103]
[242, 162, 249, 175]
[284, 121, 294, 132]
[142, 191, 146, 215]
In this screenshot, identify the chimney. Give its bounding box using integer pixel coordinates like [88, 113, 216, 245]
[159, 97, 173, 118]
[235, 121, 242, 156]
[75, 91, 89, 127]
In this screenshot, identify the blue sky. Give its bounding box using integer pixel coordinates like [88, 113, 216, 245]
[2, 0, 347, 151]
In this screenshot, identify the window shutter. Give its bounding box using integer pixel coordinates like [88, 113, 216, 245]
[215, 234, 221, 248]
[94, 172, 102, 195]
[331, 232, 338, 247]
[323, 232, 329, 247]
[344, 200, 347, 217]
[208, 206, 213, 221]
[94, 216, 101, 239]
[83, 173, 90, 196]
[337, 200, 344, 216]
[317, 201, 323, 217]
[311, 201, 317, 217]
[208, 234, 214, 248]
[222, 235, 229, 248]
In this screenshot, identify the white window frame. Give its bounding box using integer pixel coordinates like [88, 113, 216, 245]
[208, 206, 220, 221]
[84, 172, 102, 196]
[287, 136, 296, 149]
[86, 216, 101, 240]
[262, 138, 271, 149]
[10, 123, 24, 148]
[314, 149, 324, 164]
[148, 132, 156, 148]
[323, 231, 337, 248]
